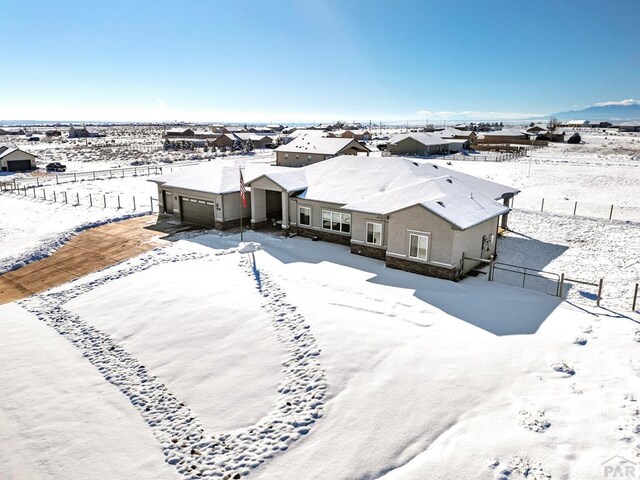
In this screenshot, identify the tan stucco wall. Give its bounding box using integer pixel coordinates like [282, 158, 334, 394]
[0, 150, 37, 169]
[387, 138, 447, 156]
[451, 217, 499, 272]
[289, 198, 351, 236]
[350, 211, 388, 247]
[386, 205, 456, 266]
[276, 151, 328, 166]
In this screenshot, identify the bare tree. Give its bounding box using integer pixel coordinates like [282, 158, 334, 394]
[547, 117, 560, 131]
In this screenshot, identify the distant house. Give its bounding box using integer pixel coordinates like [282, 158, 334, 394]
[480, 130, 529, 143]
[211, 133, 237, 149]
[617, 121, 640, 132]
[562, 120, 590, 128]
[0, 127, 25, 136]
[386, 133, 451, 155]
[266, 124, 285, 132]
[221, 126, 247, 134]
[0, 144, 37, 172]
[437, 128, 478, 143]
[69, 126, 104, 138]
[165, 127, 195, 138]
[46, 129, 62, 137]
[330, 129, 372, 141]
[275, 135, 370, 166]
[537, 130, 566, 142]
[234, 132, 274, 149]
[525, 125, 548, 134]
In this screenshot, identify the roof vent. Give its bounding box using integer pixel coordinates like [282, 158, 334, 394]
[437, 201, 445, 207]
[446, 178, 453, 183]
[412, 162, 419, 166]
[432, 164, 438, 169]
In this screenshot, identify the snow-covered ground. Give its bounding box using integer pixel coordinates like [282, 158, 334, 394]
[1, 128, 640, 479]
[1, 231, 638, 480]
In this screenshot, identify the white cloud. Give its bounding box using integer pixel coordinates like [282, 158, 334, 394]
[415, 110, 546, 120]
[593, 99, 639, 107]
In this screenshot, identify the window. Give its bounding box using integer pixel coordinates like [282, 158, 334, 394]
[366, 222, 382, 245]
[322, 210, 351, 233]
[284, 153, 289, 160]
[307, 154, 312, 161]
[299, 206, 311, 226]
[409, 233, 429, 260]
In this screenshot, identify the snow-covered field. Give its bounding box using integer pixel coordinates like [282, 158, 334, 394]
[1, 128, 640, 479]
[1, 231, 638, 480]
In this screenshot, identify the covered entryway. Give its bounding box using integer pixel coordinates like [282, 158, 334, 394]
[179, 196, 215, 227]
[247, 175, 293, 231]
[7, 160, 33, 172]
[163, 190, 174, 214]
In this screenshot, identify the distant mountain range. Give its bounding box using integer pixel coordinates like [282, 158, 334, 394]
[550, 102, 640, 121]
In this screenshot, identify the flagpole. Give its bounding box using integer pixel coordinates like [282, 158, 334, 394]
[239, 166, 244, 242]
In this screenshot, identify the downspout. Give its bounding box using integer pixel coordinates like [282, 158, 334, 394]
[220, 193, 225, 229]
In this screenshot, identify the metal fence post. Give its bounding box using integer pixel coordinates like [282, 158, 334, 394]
[89, 193, 92, 207]
[104, 194, 107, 208]
[609, 205, 614, 220]
[76, 192, 80, 205]
[597, 278, 603, 307]
[117, 195, 121, 209]
[133, 196, 136, 211]
[150, 196, 153, 212]
[64, 191, 68, 204]
[632, 283, 638, 312]
[53, 191, 57, 203]
[43, 190, 46, 200]
[573, 201, 577, 215]
[558, 273, 564, 297]
[74, 173, 77, 182]
[541, 198, 545, 212]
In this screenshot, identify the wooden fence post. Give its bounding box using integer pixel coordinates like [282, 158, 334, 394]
[597, 278, 603, 307]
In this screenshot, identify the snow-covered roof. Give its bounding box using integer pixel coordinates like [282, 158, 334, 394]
[0, 147, 37, 159]
[254, 156, 518, 229]
[149, 164, 285, 195]
[343, 175, 509, 230]
[166, 127, 193, 134]
[482, 129, 528, 137]
[234, 132, 273, 141]
[437, 128, 474, 139]
[387, 132, 450, 147]
[275, 135, 369, 155]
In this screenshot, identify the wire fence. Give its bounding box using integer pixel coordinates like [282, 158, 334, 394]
[0, 165, 164, 190]
[1, 184, 158, 212]
[514, 197, 640, 223]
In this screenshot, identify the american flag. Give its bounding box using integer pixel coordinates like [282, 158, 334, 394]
[239, 168, 247, 208]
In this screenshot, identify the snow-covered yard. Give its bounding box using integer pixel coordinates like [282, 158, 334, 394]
[1, 231, 638, 480]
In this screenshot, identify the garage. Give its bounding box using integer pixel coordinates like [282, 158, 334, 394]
[180, 196, 215, 227]
[7, 159, 34, 172]
[163, 190, 174, 214]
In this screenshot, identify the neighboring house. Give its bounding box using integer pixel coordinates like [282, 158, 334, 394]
[386, 133, 451, 155]
[165, 127, 195, 138]
[480, 130, 529, 143]
[562, 120, 590, 128]
[46, 129, 62, 137]
[69, 126, 104, 138]
[211, 133, 237, 149]
[246, 156, 519, 280]
[525, 125, 548, 135]
[617, 121, 640, 132]
[537, 130, 566, 142]
[0, 144, 37, 171]
[221, 126, 247, 134]
[0, 127, 25, 135]
[192, 129, 216, 139]
[275, 135, 370, 166]
[437, 128, 478, 143]
[444, 139, 470, 152]
[330, 129, 372, 141]
[234, 132, 274, 149]
[266, 124, 285, 132]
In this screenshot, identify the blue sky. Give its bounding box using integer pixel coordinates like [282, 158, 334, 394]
[1, 0, 639, 123]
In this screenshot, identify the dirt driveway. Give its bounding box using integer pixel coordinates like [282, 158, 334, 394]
[0, 215, 191, 304]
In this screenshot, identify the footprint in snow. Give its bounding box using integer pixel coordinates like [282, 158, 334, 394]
[573, 337, 588, 346]
[552, 362, 576, 376]
[519, 409, 551, 433]
[488, 457, 551, 480]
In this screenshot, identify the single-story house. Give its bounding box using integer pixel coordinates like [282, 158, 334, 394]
[275, 135, 370, 167]
[69, 126, 104, 138]
[234, 132, 274, 149]
[165, 127, 195, 138]
[525, 125, 548, 134]
[211, 133, 237, 149]
[46, 129, 62, 137]
[266, 124, 285, 132]
[246, 156, 519, 280]
[480, 130, 529, 143]
[537, 130, 566, 142]
[0, 127, 25, 135]
[330, 129, 372, 141]
[617, 121, 640, 132]
[152, 156, 519, 281]
[0, 144, 37, 171]
[386, 133, 451, 156]
[562, 120, 590, 128]
[437, 128, 478, 143]
[445, 139, 470, 152]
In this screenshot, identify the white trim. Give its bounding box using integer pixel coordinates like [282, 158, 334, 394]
[365, 221, 383, 246]
[322, 209, 351, 234]
[298, 205, 311, 227]
[408, 230, 430, 261]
